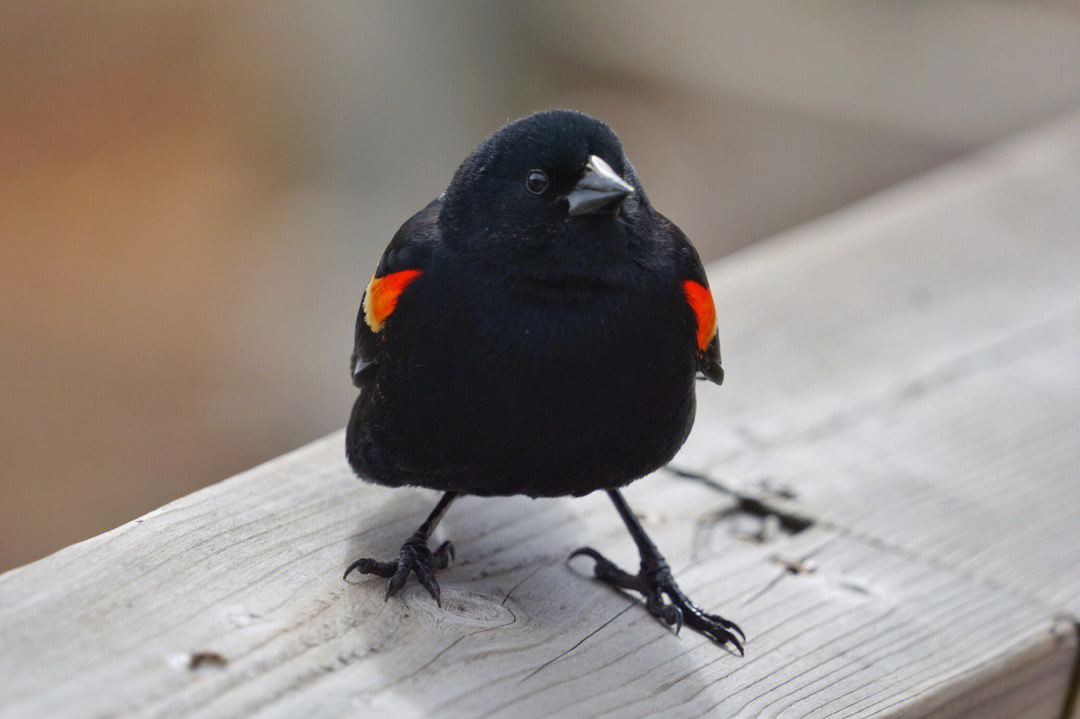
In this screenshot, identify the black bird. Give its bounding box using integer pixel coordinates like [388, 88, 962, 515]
[344, 110, 742, 652]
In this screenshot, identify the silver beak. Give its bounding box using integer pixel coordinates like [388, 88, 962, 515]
[566, 155, 634, 216]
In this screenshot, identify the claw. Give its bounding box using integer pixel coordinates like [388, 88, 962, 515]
[384, 564, 410, 600]
[344, 557, 395, 580]
[690, 605, 745, 643]
[570, 546, 640, 586]
[669, 605, 684, 635]
[415, 565, 443, 606]
[570, 545, 744, 652]
[568, 547, 605, 565]
[347, 534, 454, 605]
[709, 613, 746, 642]
[433, 541, 454, 570]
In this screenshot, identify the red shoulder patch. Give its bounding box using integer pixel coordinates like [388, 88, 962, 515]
[364, 269, 422, 332]
[682, 279, 717, 352]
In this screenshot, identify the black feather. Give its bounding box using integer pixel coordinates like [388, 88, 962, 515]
[346, 110, 720, 498]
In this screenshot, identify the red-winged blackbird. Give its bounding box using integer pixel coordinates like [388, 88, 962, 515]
[344, 110, 742, 652]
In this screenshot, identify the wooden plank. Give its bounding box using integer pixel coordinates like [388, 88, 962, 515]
[4, 112, 1080, 717]
[679, 109, 1080, 618]
[0, 436, 1073, 719]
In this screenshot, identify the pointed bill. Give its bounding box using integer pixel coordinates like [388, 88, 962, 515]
[566, 155, 634, 215]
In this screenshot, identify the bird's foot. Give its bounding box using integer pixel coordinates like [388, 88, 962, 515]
[570, 546, 744, 654]
[344, 531, 454, 606]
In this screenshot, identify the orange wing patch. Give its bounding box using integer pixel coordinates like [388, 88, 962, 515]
[364, 269, 422, 332]
[682, 279, 717, 352]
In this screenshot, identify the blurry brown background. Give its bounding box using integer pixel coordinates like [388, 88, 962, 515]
[2, 1, 1079, 572]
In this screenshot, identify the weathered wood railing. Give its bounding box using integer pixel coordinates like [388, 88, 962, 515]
[3, 111, 1080, 719]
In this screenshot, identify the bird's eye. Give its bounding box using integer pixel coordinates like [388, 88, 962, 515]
[525, 170, 548, 195]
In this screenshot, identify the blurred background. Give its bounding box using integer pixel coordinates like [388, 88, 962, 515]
[2, 1, 1079, 572]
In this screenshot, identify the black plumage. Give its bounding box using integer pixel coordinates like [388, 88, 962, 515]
[344, 110, 742, 652]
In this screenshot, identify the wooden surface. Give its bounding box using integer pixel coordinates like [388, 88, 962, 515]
[678, 109, 1080, 618]
[3, 112, 1080, 718]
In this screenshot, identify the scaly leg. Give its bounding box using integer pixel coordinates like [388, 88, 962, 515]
[345, 492, 457, 606]
[571, 489, 744, 653]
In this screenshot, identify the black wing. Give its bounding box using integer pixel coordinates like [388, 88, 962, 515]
[351, 197, 442, 387]
[664, 215, 723, 385]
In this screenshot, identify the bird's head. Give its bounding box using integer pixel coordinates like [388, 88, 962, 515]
[440, 110, 650, 285]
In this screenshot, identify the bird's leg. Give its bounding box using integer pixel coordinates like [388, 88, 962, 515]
[570, 489, 744, 653]
[345, 492, 458, 606]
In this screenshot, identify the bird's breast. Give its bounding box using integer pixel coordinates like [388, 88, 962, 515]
[412, 275, 693, 425]
[371, 272, 697, 495]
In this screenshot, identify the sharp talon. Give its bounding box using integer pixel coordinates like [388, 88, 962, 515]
[670, 606, 684, 635]
[345, 557, 398, 581]
[570, 547, 637, 585]
[702, 611, 745, 642]
[385, 566, 409, 600]
[344, 558, 371, 580]
[349, 532, 454, 604]
[433, 541, 454, 570]
[570, 543, 744, 652]
[424, 578, 442, 606]
[416, 565, 443, 605]
[692, 617, 745, 653]
[568, 547, 604, 564]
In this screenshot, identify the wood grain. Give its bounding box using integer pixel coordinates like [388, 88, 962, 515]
[3, 111, 1080, 718]
[0, 438, 1073, 719]
[680, 109, 1080, 618]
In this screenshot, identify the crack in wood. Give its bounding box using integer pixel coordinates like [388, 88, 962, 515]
[665, 465, 813, 536]
[667, 462, 1080, 628]
[520, 604, 636, 683]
